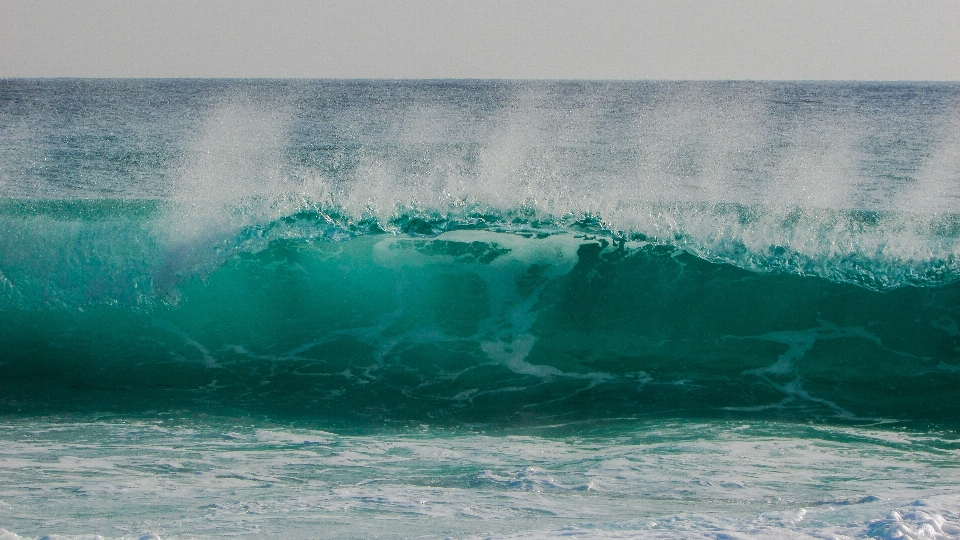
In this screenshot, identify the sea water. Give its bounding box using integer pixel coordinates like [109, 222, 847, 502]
[0, 79, 958, 539]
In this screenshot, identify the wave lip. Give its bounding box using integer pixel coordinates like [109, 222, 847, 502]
[2, 80, 960, 425]
[2, 200, 959, 314]
[1, 212, 959, 426]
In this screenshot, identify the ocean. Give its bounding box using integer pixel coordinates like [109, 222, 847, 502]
[0, 79, 958, 539]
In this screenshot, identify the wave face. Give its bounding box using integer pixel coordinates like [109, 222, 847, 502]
[2, 80, 960, 426]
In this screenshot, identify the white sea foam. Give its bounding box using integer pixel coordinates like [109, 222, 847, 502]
[2, 418, 958, 539]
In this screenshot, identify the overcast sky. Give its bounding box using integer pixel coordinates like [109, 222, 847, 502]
[1, 0, 958, 80]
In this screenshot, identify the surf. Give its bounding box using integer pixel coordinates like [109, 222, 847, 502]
[2, 206, 958, 426]
[2, 80, 960, 428]
[3, 78, 960, 540]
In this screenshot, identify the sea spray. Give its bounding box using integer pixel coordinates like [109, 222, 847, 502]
[2, 79, 960, 539]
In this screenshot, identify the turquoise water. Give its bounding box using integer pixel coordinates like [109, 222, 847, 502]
[1, 80, 959, 538]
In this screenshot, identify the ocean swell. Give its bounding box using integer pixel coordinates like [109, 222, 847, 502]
[1, 204, 959, 426]
[2, 80, 960, 427]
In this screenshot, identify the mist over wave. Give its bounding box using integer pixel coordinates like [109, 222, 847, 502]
[3, 80, 960, 296]
[3, 79, 960, 540]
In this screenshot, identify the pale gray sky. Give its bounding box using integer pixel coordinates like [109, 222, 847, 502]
[1, 0, 958, 80]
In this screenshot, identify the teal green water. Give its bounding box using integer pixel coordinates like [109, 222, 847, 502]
[2, 80, 960, 539]
[2, 202, 959, 428]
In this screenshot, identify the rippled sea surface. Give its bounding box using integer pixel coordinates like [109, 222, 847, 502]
[1, 80, 959, 538]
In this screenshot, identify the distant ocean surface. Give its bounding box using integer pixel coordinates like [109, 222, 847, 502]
[1, 79, 959, 539]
